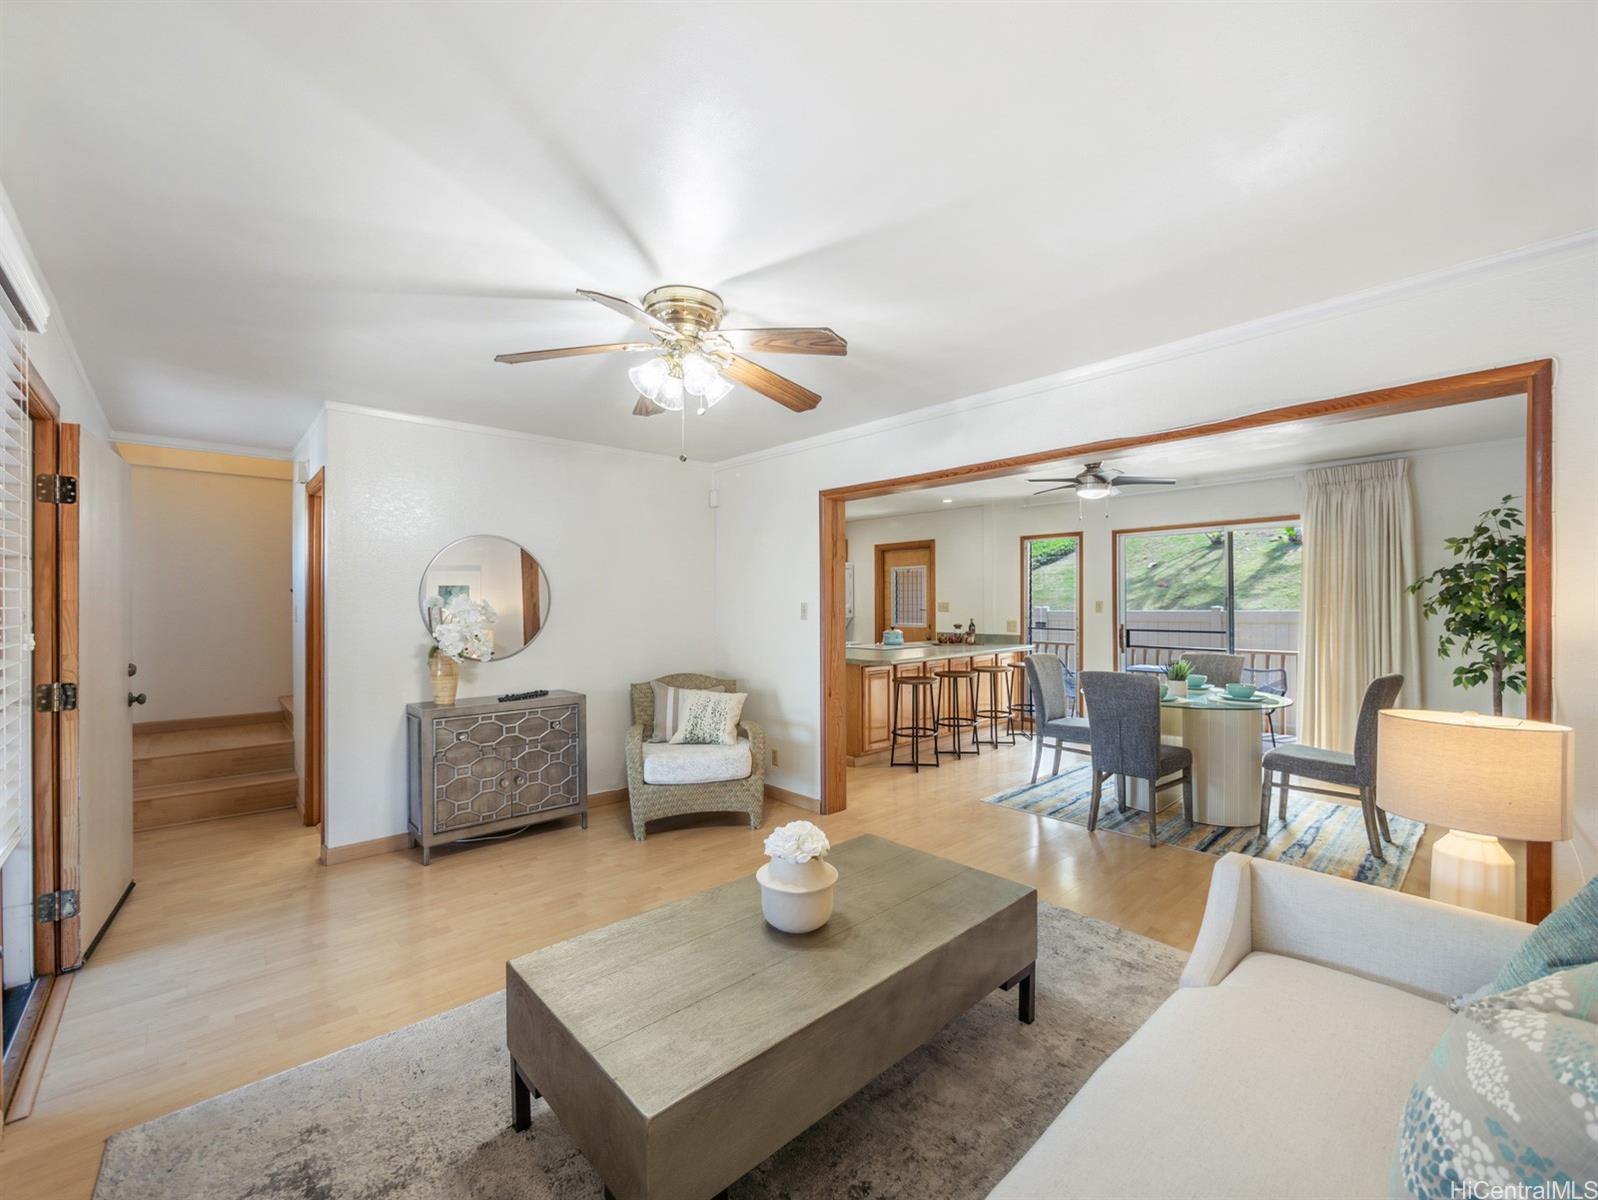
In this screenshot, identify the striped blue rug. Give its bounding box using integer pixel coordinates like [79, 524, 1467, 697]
[983, 761, 1423, 889]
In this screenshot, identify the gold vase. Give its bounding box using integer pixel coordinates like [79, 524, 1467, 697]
[429, 655, 459, 705]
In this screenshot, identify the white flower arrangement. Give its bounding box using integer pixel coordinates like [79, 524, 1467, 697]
[763, 820, 830, 864]
[427, 593, 498, 663]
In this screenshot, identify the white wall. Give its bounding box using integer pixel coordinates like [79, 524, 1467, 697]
[312, 406, 719, 849]
[129, 465, 292, 723]
[0, 178, 123, 984]
[711, 239, 1598, 900]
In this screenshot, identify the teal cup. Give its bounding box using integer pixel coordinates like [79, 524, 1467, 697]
[1225, 682, 1257, 699]
[1186, 674, 1208, 690]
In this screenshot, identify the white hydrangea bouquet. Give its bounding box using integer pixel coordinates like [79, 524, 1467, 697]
[427, 593, 498, 663]
[757, 821, 838, 933]
[763, 820, 831, 864]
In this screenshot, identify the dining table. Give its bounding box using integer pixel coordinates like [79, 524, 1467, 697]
[1119, 686, 1295, 827]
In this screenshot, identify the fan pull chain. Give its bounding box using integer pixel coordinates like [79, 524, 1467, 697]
[678, 404, 688, 463]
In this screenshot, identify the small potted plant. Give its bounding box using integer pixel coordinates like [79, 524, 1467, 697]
[425, 593, 497, 705]
[756, 821, 838, 934]
[1165, 658, 1191, 698]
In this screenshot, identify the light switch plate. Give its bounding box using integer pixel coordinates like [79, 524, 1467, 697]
[1006, 619, 1017, 632]
[1095, 600, 1105, 613]
[937, 601, 950, 612]
[799, 601, 808, 620]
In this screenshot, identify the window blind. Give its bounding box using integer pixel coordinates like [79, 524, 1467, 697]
[0, 291, 30, 869]
[890, 565, 926, 627]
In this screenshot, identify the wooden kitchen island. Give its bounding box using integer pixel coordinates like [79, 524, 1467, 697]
[845, 641, 1034, 764]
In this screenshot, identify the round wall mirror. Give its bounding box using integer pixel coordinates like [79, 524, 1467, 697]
[419, 535, 551, 661]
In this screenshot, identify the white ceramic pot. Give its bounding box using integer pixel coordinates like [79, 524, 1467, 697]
[756, 856, 839, 934]
[1166, 678, 1188, 698]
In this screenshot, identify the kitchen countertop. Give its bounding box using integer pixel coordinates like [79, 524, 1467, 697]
[845, 641, 1034, 666]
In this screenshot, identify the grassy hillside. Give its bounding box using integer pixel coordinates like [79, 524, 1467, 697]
[1122, 528, 1302, 610]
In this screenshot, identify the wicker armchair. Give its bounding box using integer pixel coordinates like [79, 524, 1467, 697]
[625, 673, 766, 841]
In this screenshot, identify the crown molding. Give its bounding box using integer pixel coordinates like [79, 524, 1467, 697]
[322, 401, 708, 468]
[110, 430, 294, 460]
[710, 228, 1597, 473]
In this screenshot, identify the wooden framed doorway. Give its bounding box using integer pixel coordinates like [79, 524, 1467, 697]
[303, 469, 325, 838]
[873, 539, 935, 642]
[818, 360, 1555, 920]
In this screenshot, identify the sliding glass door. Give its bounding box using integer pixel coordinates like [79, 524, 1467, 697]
[1117, 520, 1303, 724]
[1021, 533, 1080, 672]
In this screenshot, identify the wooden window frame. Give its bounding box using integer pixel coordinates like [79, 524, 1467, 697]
[1111, 514, 1300, 667]
[1018, 530, 1084, 675]
[819, 360, 1556, 920]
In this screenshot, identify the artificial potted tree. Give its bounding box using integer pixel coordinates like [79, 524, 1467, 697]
[1407, 495, 1526, 716]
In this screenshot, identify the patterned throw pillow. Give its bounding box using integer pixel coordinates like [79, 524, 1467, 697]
[1391, 963, 1598, 1199]
[668, 689, 747, 746]
[1487, 873, 1598, 994]
[648, 681, 724, 743]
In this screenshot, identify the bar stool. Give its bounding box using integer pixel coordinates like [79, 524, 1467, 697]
[889, 674, 939, 772]
[973, 663, 1017, 748]
[1008, 661, 1034, 740]
[933, 666, 979, 760]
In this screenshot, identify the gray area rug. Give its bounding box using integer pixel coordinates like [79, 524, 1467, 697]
[95, 903, 1184, 1200]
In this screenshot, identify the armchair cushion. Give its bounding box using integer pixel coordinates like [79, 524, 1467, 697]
[641, 737, 753, 786]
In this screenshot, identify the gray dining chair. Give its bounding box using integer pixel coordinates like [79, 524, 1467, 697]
[1258, 674, 1404, 858]
[1080, 671, 1193, 847]
[1023, 653, 1091, 784]
[1181, 652, 1246, 686]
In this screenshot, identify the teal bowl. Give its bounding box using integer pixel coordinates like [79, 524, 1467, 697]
[1186, 674, 1208, 690]
[1159, 684, 1171, 700]
[1225, 682, 1257, 700]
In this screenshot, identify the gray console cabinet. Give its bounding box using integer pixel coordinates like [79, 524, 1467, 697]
[406, 691, 588, 864]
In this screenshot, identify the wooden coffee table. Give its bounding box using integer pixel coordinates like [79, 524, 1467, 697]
[506, 834, 1037, 1200]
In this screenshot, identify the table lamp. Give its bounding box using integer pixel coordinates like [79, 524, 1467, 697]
[1377, 709, 1572, 917]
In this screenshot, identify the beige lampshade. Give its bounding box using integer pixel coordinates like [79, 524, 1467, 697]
[1377, 709, 1573, 841]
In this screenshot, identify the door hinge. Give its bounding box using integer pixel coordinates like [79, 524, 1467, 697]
[34, 681, 79, 712]
[35, 473, 78, 504]
[36, 889, 79, 924]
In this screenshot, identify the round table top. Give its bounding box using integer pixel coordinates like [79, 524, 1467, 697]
[1160, 686, 1295, 712]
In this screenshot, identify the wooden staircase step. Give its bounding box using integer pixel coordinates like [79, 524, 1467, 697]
[134, 738, 294, 787]
[278, 693, 293, 720]
[134, 770, 299, 831]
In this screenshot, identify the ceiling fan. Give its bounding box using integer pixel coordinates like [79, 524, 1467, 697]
[495, 285, 845, 418]
[1029, 461, 1176, 500]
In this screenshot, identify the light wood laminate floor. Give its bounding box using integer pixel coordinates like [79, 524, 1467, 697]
[1, 740, 1438, 1198]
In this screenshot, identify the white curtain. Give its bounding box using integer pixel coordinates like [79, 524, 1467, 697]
[1299, 458, 1423, 751]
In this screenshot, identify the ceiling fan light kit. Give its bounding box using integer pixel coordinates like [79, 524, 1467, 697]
[1028, 461, 1178, 500]
[496, 284, 846, 442]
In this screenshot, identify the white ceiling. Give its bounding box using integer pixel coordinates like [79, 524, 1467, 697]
[2, 3, 1593, 459]
[844, 394, 1526, 519]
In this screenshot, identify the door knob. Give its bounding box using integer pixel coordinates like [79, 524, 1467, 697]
[128, 663, 138, 677]
[128, 692, 147, 707]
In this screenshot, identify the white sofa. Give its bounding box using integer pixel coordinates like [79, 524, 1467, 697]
[990, 853, 1532, 1200]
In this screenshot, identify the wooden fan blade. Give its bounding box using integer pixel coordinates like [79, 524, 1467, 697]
[723, 356, 821, 412]
[1112, 476, 1176, 486]
[716, 327, 846, 356]
[632, 395, 667, 417]
[577, 289, 672, 333]
[495, 342, 653, 365]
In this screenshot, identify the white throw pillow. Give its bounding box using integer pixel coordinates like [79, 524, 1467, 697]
[668, 689, 747, 746]
[648, 681, 724, 743]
